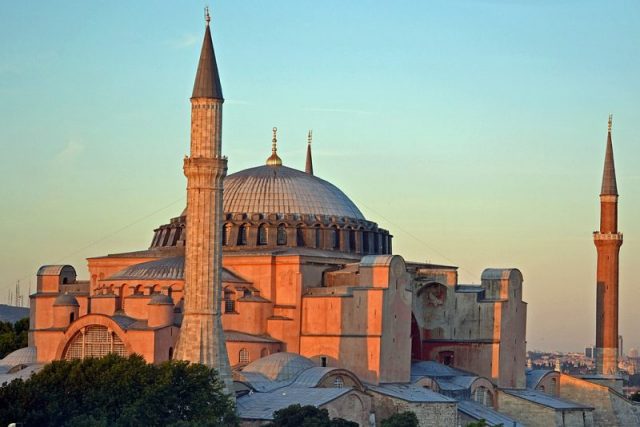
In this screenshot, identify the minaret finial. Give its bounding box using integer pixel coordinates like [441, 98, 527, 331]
[205, 6, 211, 26]
[305, 129, 314, 175]
[266, 127, 283, 166]
[608, 114, 613, 133]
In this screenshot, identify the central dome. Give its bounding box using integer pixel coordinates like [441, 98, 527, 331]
[222, 165, 364, 220]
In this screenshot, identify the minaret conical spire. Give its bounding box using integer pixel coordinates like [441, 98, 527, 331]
[305, 130, 314, 175]
[601, 114, 618, 196]
[192, 8, 223, 99]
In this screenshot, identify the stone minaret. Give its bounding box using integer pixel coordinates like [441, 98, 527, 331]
[593, 114, 622, 375]
[174, 11, 234, 397]
[305, 130, 314, 175]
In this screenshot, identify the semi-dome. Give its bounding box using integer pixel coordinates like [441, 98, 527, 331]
[53, 294, 79, 307]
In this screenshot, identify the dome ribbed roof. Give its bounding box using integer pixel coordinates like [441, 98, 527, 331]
[242, 352, 315, 382]
[222, 165, 364, 220]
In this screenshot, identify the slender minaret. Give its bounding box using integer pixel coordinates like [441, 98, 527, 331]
[174, 9, 234, 397]
[305, 130, 314, 175]
[593, 114, 623, 375]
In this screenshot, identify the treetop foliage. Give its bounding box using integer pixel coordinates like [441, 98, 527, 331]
[0, 317, 28, 359]
[0, 354, 238, 427]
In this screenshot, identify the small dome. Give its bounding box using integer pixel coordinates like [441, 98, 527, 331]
[148, 294, 174, 305]
[0, 347, 37, 367]
[242, 352, 315, 382]
[53, 294, 79, 307]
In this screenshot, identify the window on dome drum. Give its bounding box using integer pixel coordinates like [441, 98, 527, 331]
[224, 291, 235, 313]
[257, 224, 267, 245]
[333, 376, 344, 388]
[362, 231, 370, 253]
[315, 225, 322, 248]
[349, 230, 356, 252]
[222, 223, 232, 246]
[237, 224, 247, 245]
[64, 325, 127, 360]
[296, 226, 305, 246]
[331, 227, 340, 249]
[277, 224, 287, 245]
[373, 233, 379, 254]
[239, 348, 249, 364]
[69, 312, 75, 323]
[260, 348, 268, 358]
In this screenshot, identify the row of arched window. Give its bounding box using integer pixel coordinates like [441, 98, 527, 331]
[239, 347, 270, 364]
[222, 222, 389, 253]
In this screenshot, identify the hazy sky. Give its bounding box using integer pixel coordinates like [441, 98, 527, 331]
[1, 1, 638, 353]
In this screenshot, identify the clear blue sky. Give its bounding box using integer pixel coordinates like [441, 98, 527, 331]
[1, 1, 639, 352]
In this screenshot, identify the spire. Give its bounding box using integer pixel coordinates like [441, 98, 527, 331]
[601, 114, 618, 196]
[266, 127, 282, 166]
[192, 7, 223, 99]
[305, 130, 314, 175]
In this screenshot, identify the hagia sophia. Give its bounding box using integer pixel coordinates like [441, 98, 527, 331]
[1, 14, 639, 427]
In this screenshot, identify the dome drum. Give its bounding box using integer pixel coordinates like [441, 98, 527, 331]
[150, 213, 392, 256]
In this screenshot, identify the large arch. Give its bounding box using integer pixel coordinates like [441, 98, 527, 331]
[54, 314, 133, 360]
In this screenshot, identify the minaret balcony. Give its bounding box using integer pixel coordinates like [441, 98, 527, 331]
[593, 232, 623, 241]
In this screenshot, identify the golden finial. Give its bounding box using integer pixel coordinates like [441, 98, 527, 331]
[205, 6, 211, 26]
[608, 114, 613, 132]
[266, 127, 282, 166]
[307, 129, 312, 145]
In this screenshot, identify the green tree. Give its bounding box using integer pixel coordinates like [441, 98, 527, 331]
[266, 404, 357, 427]
[381, 411, 419, 427]
[0, 317, 28, 359]
[0, 354, 237, 426]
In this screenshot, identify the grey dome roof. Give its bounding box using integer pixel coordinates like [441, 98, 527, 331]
[222, 165, 365, 220]
[107, 256, 250, 283]
[53, 294, 79, 307]
[0, 347, 37, 367]
[242, 352, 315, 382]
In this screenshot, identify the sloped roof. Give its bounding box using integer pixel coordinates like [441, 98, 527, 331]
[458, 400, 524, 426]
[236, 386, 351, 420]
[502, 389, 593, 410]
[368, 383, 455, 403]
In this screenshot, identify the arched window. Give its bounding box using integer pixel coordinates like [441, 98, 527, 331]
[362, 231, 369, 253]
[260, 348, 268, 358]
[296, 226, 305, 246]
[373, 233, 379, 254]
[239, 348, 250, 364]
[237, 224, 247, 245]
[349, 229, 356, 252]
[333, 376, 344, 388]
[257, 224, 267, 245]
[277, 224, 287, 245]
[315, 225, 322, 248]
[224, 290, 235, 313]
[69, 312, 75, 323]
[168, 347, 174, 360]
[222, 223, 232, 246]
[64, 326, 127, 360]
[331, 226, 340, 250]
